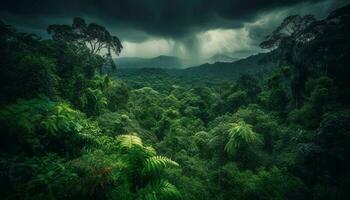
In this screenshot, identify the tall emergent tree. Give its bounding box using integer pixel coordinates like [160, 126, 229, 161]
[47, 17, 123, 72]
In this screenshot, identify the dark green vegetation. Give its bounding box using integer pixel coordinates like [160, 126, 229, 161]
[1, 4, 350, 200]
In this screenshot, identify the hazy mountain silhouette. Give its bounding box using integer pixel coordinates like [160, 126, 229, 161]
[206, 54, 240, 64]
[115, 55, 184, 69]
[183, 52, 278, 78]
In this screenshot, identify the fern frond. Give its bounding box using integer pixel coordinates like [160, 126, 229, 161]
[116, 134, 143, 149]
[144, 146, 157, 157]
[225, 121, 261, 154]
[145, 179, 181, 200]
[143, 156, 179, 175]
[158, 180, 181, 199]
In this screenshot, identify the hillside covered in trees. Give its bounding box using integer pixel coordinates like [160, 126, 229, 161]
[1, 2, 350, 200]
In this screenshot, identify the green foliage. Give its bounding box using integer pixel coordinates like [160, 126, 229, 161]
[113, 134, 181, 200]
[143, 156, 179, 175]
[212, 163, 307, 200]
[84, 87, 108, 116]
[97, 112, 139, 136]
[227, 90, 248, 111]
[225, 121, 261, 154]
[0, 97, 91, 156]
[289, 76, 336, 129]
[116, 134, 143, 149]
[142, 180, 182, 200]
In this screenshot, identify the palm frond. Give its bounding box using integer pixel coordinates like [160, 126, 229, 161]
[116, 134, 143, 149]
[143, 156, 179, 175]
[152, 179, 181, 200]
[144, 179, 181, 200]
[225, 121, 261, 154]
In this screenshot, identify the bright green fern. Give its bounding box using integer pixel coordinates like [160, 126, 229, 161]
[116, 134, 143, 149]
[143, 156, 179, 175]
[225, 120, 261, 154]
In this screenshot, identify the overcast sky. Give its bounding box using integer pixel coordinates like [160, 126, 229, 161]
[1, 0, 349, 63]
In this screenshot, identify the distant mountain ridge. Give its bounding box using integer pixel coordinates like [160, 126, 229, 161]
[115, 54, 243, 70]
[116, 52, 279, 79]
[206, 54, 240, 64]
[182, 52, 278, 78]
[115, 55, 184, 69]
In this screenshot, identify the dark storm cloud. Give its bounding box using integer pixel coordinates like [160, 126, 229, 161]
[1, 0, 348, 61]
[1, 0, 325, 40]
[246, 0, 350, 45]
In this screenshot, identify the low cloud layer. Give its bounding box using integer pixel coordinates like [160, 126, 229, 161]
[1, 0, 348, 62]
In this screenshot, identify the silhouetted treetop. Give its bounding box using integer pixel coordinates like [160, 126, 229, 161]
[47, 17, 122, 70]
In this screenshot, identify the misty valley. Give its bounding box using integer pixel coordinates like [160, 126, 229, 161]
[1, 1, 350, 200]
